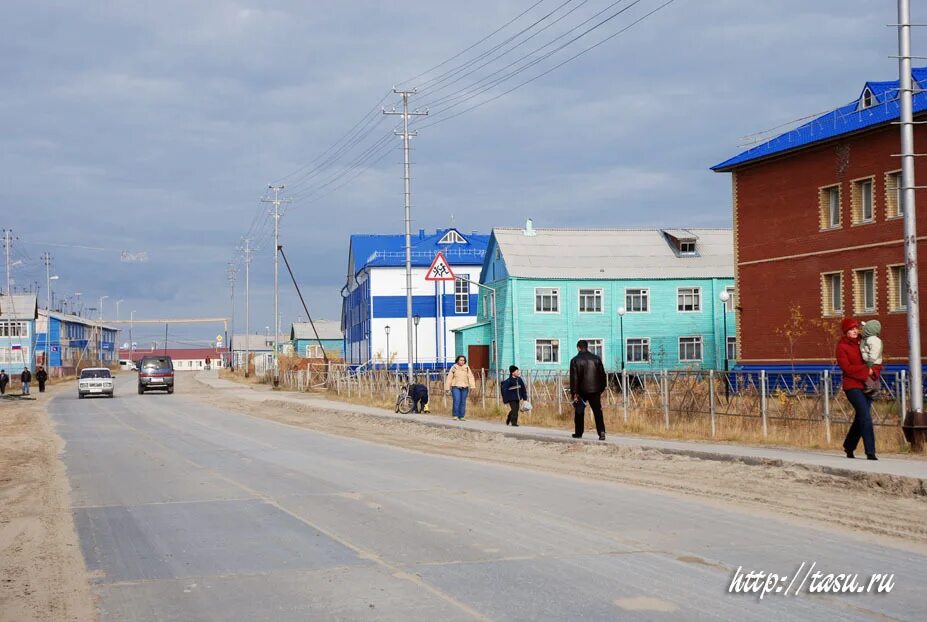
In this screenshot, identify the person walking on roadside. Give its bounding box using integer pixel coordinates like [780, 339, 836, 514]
[570, 339, 608, 440]
[0, 369, 8, 395]
[500, 365, 528, 426]
[20, 367, 32, 396]
[837, 318, 878, 460]
[35, 365, 48, 393]
[444, 355, 476, 421]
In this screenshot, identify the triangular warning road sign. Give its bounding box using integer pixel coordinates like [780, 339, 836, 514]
[425, 251, 456, 281]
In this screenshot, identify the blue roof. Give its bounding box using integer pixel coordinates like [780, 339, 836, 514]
[348, 228, 490, 276]
[712, 67, 927, 171]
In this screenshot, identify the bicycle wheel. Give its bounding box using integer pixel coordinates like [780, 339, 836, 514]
[396, 396, 414, 414]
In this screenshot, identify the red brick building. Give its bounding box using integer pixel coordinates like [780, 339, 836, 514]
[713, 68, 927, 370]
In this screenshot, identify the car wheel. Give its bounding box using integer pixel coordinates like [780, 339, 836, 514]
[138, 385, 144, 395]
[167, 386, 174, 394]
[78, 393, 84, 399]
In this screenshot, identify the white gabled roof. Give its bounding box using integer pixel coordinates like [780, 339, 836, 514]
[492, 228, 733, 279]
[290, 320, 342, 341]
[0, 294, 38, 320]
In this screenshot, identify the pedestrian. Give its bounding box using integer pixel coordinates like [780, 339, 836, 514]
[500, 365, 528, 426]
[444, 355, 476, 421]
[859, 320, 884, 396]
[0, 369, 8, 395]
[20, 367, 32, 396]
[837, 318, 878, 460]
[35, 365, 48, 393]
[409, 383, 429, 414]
[569, 339, 608, 440]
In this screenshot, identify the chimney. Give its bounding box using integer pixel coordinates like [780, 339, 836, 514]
[419, 228, 425, 239]
[524, 218, 537, 237]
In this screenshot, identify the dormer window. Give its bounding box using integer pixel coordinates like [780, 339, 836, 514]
[679, 241, 697, 255]
[439, 230, 467, 244]
[860, 87, 876, 110]
[662, 229, 700, 257]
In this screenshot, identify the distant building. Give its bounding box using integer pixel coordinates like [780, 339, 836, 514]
[712, 66, 927, 371]
[119, 347, 224, 371]
[36, 309, 119, 373]
[231, 333, 287, 374]
[0, 294, 38, 371]
[454, 226, 736, 372]
[342, 227, 490, 369]
[289, 321, 343, 359]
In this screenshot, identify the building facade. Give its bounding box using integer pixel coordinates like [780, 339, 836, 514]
[713, 66, 927, 371]
[454, 227, 736, 372]
[120, 347, 224, 371]
[0, 295, 38, 371]
[35, 310, 119, 373]
[289, 320, 344, 359]
[342, 228, 490, 369]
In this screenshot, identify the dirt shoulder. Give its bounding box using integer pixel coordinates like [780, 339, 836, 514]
[0, 389, 96, 622]
[192, 378, 927, 548]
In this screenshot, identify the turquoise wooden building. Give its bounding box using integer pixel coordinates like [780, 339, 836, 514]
[453, 226, 736, 372]
[289, 320, 344, 359]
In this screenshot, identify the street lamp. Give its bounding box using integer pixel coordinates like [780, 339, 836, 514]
[617, 306, 626, 370]
[130, 310, 135, 356]
[454, 276, 499, 389]
[719, 290, 731, 372]
[47, 275, 59, 311]
[115, 299, 124, 322]
[413, 315, 421, 371]
[384, 325, 391, 370]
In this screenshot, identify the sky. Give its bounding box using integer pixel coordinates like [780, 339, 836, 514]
[2, 0, 922, 346]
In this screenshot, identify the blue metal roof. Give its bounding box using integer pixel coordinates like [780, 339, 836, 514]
[348, 228, 490, 276]
[712, 67, 927, 171]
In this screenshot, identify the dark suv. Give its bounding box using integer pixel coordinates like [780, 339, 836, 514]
[137, 356, 175, 394]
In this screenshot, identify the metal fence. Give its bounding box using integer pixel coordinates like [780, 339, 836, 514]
[270, 364, 908, 441]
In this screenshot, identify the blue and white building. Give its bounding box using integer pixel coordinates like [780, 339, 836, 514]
[342, 227, 490, 369]
[0, 294, 38, 371]
[36, 309, 119, 374]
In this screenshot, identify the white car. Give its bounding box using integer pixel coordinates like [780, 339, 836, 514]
[78, 368, 114, 399]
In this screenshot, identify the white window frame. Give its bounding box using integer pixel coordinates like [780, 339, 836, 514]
[723, 286, 735, 312]
[726, 336, 737, 361]
[678, 336, 703, 362]
[626, 338, 650, 363]
[823, 272, 843, 316]
[535, 338, 560, 364]
[825, 185, 841, 228]
[535, 287, 560, 313]
[679, 241, 697, 255]
[854, 268, 876, 314]
[455, 278, 470, 314]
[578, 288, 604, 314]
[887, 170, 903, 219]
[860, 179, 874, 222]
[582, 338, 604, 359]
[625, 288, 650, 313]
[439, 230, 467, 244]
[890, 264, 908, 311]
[677, 287, 702, 312]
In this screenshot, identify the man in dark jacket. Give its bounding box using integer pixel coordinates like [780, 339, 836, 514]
[500, 365, 528, 426]
[569, 340, 608, 440]
[0, 369, 8, 395]
[36, 365, 49, 393]
[20, 367, 32, 396]
[409, 383, 429, 414]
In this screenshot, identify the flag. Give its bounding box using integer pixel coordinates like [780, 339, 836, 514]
[11, 344, 22, 351]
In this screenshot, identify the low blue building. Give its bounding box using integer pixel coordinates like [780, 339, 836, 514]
[36, 309, 119, 373]
[289, 321, 344, 359]
[342, 227, 490, 369]
[0, 294, 38, 372]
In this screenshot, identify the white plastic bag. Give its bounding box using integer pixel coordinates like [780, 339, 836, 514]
[521, 399, 532, 412]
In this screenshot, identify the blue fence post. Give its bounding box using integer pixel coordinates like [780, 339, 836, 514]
[760, 370, 768, 438]
[823, 370, 831, 444]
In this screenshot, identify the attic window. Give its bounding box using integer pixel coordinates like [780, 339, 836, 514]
[661, 229, 700, 257]
[860, 87, 876, 110]
[679, 241, 697, 255]
[439, 230, 467, 244]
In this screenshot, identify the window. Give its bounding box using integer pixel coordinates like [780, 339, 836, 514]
[583, 338, 603, 358]
[579, 288, 603, 313]
[723, 287, 735, 312]
[626, 338, 650, 363]
[679, 337, 703, 362]
[726, 336, 737, 362]
[860, 87, 875, 110]
[535, 339, 560, 363]
[455, 278, 470, 314]
[679, 241, 697, 255]
[625, 288, 649, 313]
[853, 268, 876, 314]
[888, 265, 908, 311]
[821, 272, 843, 316]
[677, 287, 701, 312]
[819, 185, 841, 229]
[535, 287, 559, 313]
[852, 177, 875, 224]
[886, 171, 903, 218]
[482, 295, 490, 318]
[439, 230, 467, 244]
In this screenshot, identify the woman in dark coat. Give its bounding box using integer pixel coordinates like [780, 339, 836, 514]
[836, 318, 878, 460]
[500, 365, 528, 426]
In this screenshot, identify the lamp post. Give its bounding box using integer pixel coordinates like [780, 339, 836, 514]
[130, 310, 135, 358]
[115, 299, 124, 322]
[413, 315, 421, 371]
[384, 325, 391, 371]
[98, 295, 108, 365]
[617, 306, 626, 370]
[719, 290, 731, 401]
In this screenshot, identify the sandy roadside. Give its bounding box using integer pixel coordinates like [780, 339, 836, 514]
[0, 387, 96, 622]
[191, 378, 927, 548]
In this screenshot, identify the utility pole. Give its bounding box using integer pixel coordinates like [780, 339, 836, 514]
[99, 295, 108, 366]
[898, 0, 926, 446]
[243, 238, 253, 377]
[383, 89, 428, 385]
[41, 253, 53, 310]
[2, 229, 14, 296]
[262, 186, 290, 386]
[227, 263, 236, 369]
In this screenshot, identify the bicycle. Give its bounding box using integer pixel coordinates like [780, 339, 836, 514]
[395, 384, 414, 414]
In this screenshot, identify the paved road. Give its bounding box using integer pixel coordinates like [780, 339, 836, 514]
[50, 374, 926, 621]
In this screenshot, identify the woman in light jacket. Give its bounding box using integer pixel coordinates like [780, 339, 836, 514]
[444, 355, 476, 420]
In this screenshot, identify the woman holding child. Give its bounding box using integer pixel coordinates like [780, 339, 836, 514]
[835, 317, 881, 460]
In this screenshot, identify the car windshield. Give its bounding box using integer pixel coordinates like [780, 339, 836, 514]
[142, 358, 172, 371]
[80, 369, 111, 379]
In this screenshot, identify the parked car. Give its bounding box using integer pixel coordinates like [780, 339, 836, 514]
[137, 356, 175, 394]
[78, 368, 114, 399]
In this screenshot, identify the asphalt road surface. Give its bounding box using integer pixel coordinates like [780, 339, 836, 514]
[50, 374, 926, 621]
